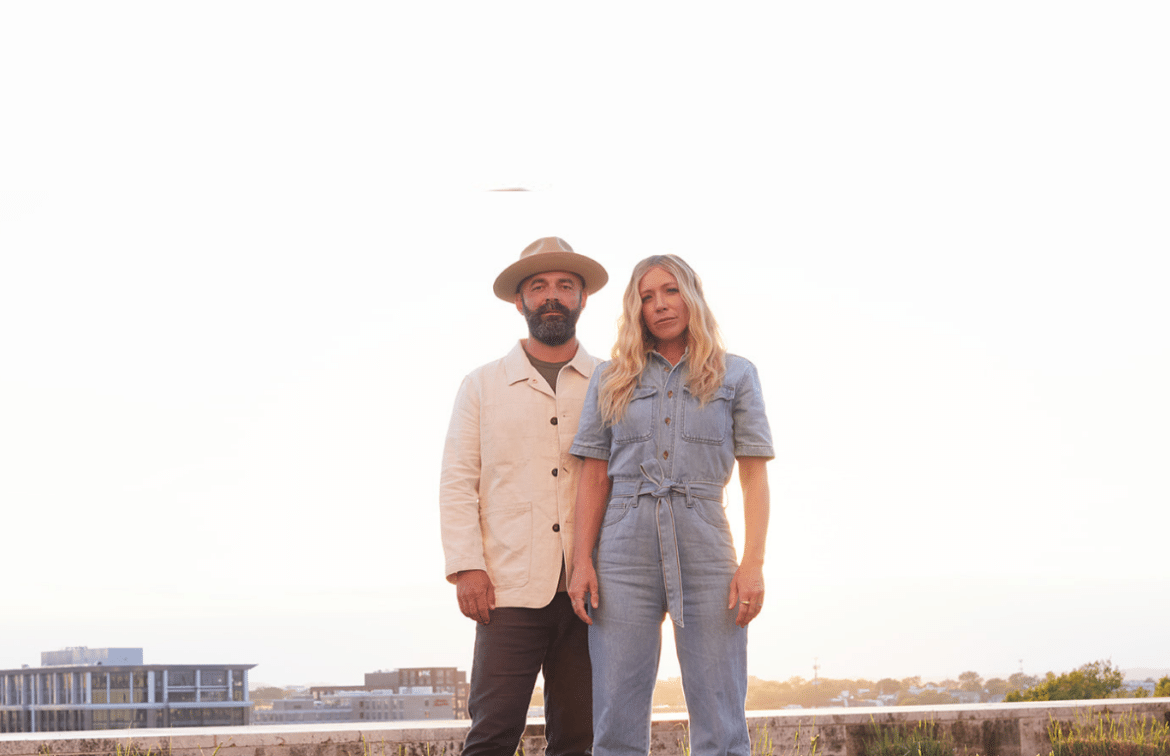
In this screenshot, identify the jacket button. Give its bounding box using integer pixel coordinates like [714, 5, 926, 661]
[663, 451, 669, 459]
[552, 468, 559, 477]
[550, 417, 558, 425]
[552, 523, 561, 532]
[664, 417, 671, 425]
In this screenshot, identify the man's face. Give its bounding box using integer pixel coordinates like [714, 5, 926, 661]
[514, 270, 587, 347]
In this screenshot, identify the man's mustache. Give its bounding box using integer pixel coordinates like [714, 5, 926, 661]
[536, 301, 572, 317]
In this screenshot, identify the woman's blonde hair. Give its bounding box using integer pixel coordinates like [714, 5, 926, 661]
[598, 254, 726, 425]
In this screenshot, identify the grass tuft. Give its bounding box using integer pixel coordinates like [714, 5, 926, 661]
[1049, 710, 1170, 756]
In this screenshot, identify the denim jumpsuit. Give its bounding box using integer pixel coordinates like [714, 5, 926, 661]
[570, 352, 774, 756]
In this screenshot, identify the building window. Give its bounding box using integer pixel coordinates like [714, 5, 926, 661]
[92, 673, 109, 704]
[110, 673, 132, 704]
[232, 671, 245, 702]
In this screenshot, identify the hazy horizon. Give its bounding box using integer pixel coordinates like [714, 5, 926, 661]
[242, 664, 1170, 693]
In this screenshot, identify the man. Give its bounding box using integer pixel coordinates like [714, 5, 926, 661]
[440, 237, 608, 756]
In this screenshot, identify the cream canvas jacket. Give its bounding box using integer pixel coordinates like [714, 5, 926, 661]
[440, 340, 599, 609]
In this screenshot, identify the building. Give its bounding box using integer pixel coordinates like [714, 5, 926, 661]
[255, 667, 469, 723]
[253, 688, 457, 724]
[0, 647, 255, 733]
[362, 667, 465, 693]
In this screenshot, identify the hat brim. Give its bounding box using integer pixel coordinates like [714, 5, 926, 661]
[493, 252, 609, 301]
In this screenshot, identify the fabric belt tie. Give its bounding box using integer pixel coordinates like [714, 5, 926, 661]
[610, 466, 724, 628]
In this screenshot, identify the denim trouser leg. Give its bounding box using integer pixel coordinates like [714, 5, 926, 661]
[464, 594, 592, 756]
[590, 493, 749, 756]
[674, 587, 750, 756]
[589, 500, 665, 756]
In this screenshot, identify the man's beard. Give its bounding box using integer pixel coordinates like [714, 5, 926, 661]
[523, 299, 582, 347]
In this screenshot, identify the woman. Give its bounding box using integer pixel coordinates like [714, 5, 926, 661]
[568, 255, 773, 756]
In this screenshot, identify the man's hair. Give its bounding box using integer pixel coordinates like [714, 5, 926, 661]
[597, 254, 725, 425]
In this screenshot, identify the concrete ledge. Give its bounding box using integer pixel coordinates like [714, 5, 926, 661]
[2, 699, 1168, 756]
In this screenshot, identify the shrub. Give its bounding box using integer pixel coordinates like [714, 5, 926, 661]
[864, 718, 954, 756]
[1048, 709, 1170, 756]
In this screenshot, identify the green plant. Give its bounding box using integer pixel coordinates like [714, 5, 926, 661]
[863, 718, 954, 756]
[1155, 677, 1170, 698]
[1048, 709, 1170, 756]
[1007, 661, 1125, 702]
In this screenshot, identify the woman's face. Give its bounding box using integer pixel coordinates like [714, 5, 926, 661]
[638, 266, 689, 348]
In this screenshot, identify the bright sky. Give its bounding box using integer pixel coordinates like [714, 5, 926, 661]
[2, 3, 1167, 690]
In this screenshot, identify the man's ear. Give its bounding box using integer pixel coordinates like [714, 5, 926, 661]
[514, 292, 525, 315]
[578, 290, 588, 309]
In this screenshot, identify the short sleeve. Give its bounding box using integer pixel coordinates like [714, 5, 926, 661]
[570, 369, 612, 461]
[731, 359, 775, 459]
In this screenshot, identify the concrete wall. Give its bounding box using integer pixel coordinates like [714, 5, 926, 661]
[1, 699, 1168, 756]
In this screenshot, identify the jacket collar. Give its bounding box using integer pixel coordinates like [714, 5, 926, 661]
[504, 339, 595, 386]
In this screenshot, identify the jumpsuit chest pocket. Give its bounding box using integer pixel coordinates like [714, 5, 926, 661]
[680, 385, 734, 444]
[612, 386, 658, 444]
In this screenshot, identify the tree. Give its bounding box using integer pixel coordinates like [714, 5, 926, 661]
[898, 689, 957, 706]
[901, 676, 922, 689]
[1009, 672, 1040, 691]
[877, 678, 903, 695]
[1155, 677, 1170, 697]
[985, 678, 1010, 696]
[1005, 660, 1124, 702]
[958, 671, 984, 692]
[746, 677, 794, 710]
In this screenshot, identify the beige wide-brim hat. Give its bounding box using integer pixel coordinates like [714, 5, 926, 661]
[493, 237, 609, 302]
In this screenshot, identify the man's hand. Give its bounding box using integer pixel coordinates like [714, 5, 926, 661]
[456, 569, 496, 624]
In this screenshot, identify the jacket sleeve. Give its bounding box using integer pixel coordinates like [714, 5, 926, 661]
[439, 373, 487, 582]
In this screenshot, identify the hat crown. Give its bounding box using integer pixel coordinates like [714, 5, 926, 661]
[520, 236, 574, 260]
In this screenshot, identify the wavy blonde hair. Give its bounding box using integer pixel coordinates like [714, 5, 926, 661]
[598, 255, 726, 425]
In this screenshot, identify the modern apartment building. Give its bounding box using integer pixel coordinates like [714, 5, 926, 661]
[0, 647, 255, 733]
[253, 688, 457, 724]
[254, 667, 469, 723]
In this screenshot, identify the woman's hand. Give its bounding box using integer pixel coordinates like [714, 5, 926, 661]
[731, 456, 770, 628]
[568, 562, 599, 625]
[728, 562, 765, 628]
[569, 457, 611, 626]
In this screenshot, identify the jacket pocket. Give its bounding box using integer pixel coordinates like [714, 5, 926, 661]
[481, 505, 532, 589]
